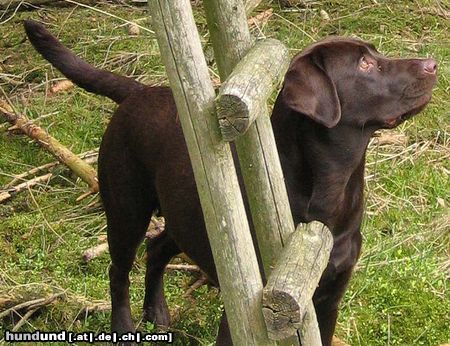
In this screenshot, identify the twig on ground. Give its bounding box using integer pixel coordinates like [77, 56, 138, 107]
[183, 274, 208, 299]
[5, 162, 57, 188]
[0, 292, 65, 320]
[11, 308, 38, 331]
[0, 173, 52, 203]
[166, 264, 201, 272]
[77, 301, 110, 316]
[81, 242, 109, 262]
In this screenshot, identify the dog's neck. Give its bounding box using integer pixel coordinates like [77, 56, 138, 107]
[271, 98, 372, 233]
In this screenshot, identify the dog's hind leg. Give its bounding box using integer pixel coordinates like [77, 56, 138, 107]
[143, 230, 180, 327]
[103, 190, 153, 335]
[99, 148, 155, 335]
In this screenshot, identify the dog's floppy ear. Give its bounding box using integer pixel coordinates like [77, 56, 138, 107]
[281, 50, 341, 128]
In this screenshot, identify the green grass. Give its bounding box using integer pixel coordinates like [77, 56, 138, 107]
[1, 1, 449, 345]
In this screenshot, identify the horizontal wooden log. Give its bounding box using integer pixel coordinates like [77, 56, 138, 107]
[262, 221, 333, 340]
[216, 39, 289, 141]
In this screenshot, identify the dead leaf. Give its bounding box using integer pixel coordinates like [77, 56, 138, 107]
[128, 23, 140, 36]
[49, 80, 74, 95]
[248, 8, 273, 28]
[374, 130, 408, 146]
[320, 9, 330, 21]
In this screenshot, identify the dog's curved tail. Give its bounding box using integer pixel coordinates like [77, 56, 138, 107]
[24, 20, 144, 104]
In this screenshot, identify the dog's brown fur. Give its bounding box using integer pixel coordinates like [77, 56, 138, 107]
[24, 20, 437, 345]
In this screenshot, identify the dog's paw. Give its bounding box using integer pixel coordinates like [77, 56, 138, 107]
[143, 303, 170, 328]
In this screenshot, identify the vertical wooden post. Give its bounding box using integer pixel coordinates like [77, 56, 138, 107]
[203, 0, 295, 289]
[203, 1, 304, 345]
[148, 1, 273, 345]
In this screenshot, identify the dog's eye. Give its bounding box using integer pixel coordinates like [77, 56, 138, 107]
[377, 64, 382, 72]
[359, 56, 372, 71]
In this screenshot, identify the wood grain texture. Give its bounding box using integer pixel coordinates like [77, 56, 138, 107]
[204, 0, 296, 280]
[149, 1, 272, 345]
[203, 1, 313, 345]
[262, 222, 333, 341]
[217, 39, 289, 141]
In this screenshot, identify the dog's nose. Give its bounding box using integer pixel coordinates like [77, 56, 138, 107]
[423, 59, 437, 74]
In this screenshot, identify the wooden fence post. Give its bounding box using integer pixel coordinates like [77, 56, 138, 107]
[151, 0, 333, 344]
[148, 1, 273, 345]
[203, 0, 295, 282]
[203, 1, 333, 345]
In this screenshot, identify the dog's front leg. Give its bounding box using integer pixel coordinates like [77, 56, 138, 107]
[313, 266, 354, 346]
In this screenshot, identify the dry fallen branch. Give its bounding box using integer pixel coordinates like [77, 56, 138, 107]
[0, 173, 52, 203]
[0, 101, 99, 193]
[5, 162, 58, 188]
[77, 301, 110, 316]
[11, 308, 38, 331]
[166, 264, 201, 272]
[0, 284, 111, 328]
[48, 79, 74, 95]
[81, 242, 109, 263]
[0, 292, 65, 320]
[0, 0, 145, 11]
[183, 274, 208, 298]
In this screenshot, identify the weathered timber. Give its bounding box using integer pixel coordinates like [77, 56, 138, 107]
[262, 222, 333, 341]
[216, 38, 289, 141]
[0, 103, 99, 193]
[203, 0, 295, 279]
[203, 0, 253, 79]
[299, 303, 323, 346]
[0, 173, 52, 203]
[203, 1, 303, 345]
[149, 1, 272, 345]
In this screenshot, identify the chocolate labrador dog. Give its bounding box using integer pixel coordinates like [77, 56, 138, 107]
[24, 20, 437, 345]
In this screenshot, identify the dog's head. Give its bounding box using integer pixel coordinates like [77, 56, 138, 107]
[281, 37, 437, 130]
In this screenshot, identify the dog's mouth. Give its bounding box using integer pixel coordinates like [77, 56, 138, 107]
[383, 94, 432, 129]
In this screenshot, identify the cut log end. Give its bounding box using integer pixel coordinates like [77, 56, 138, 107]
[263, 307, 301, 340]
[262, 221, 333, 341]
[262, 290, 303, 340]
[217, 94, 250, 141]
[218, 117, 250, 142]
